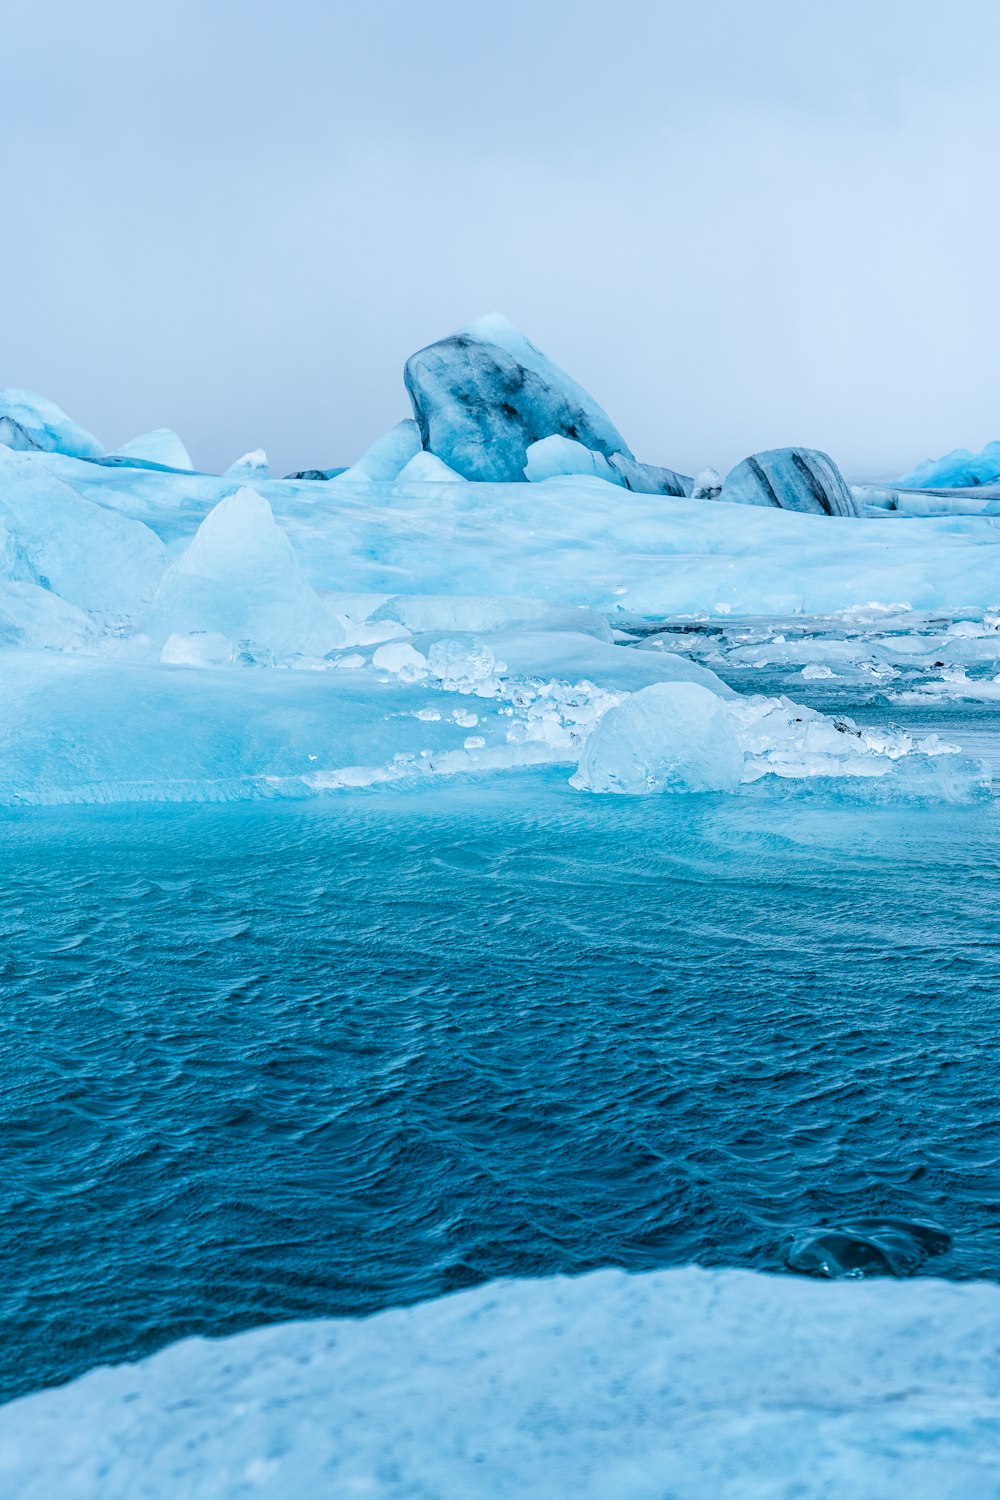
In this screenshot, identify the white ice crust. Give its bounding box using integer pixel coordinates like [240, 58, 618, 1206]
[1, 1265, 997, 1499]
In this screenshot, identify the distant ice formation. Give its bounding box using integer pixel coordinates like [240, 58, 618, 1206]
[720, 447, 861, 516]
[895, 440, 1000, 490]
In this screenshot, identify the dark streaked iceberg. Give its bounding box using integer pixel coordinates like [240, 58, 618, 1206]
[720, 447, 860, 516]
[404, 313, 633, 482]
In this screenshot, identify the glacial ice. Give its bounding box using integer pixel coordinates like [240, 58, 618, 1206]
[0, 388, 103, 461]
[143, 488, 345, 663]
[572, 681, 744, 794]
[109, 429, 193, 471]
[403, 313, 633, 481]
[332, 418, 422, 484]
[524, 436, 693, 496]
[224, 448, 270, 480]
[0, 320, 998, 805]
[721, 447, 860, 516]
[393, 450, 464, 486]
[2, 1265, 997, 1499]
[895, 440, 1000, 490]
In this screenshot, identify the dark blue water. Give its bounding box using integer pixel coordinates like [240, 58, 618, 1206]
[1, 778, 998, 1402]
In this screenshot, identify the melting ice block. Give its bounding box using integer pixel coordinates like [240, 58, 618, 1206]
[404, 313, 632, 482]
[573, 681, 744, 794]
[720, 448, 860, 516]
[0, 388, 103, 460]
[109, 430, 193, 471]
[524, 437, 692, 496]
[145, 487, 345, 661]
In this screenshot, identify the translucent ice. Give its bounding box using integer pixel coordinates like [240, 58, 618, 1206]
[572, 681, 744, 794]
[0, 388, 103, 460]
[332, 419, 422, 484]
[896, 440, 1000, 490]
[109, 429, 193, 471]
[224, 448, 270, 480]
[394, 451, 465, 486]
[144, 488, 345, 662]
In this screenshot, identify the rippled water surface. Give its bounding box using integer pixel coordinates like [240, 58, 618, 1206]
[1, 777, 999, 1401]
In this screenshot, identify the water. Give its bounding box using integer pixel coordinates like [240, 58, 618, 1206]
[1, 776, 998, 1403]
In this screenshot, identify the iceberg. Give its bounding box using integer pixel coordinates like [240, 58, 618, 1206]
[894, 440, 1000, 490]
[403, 312, 633, 481]
[0, 387, 103, 460]
[2, 1265, 997, 1499]
[108, 429, 194, 471]
[720, 447, 861, 516]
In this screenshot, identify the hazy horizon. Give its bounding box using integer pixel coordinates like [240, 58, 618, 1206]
[3, 0, 999, 479]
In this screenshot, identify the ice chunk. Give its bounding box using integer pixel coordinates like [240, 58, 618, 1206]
[692, 467, 723, 499]
[224, 448, 270, 480]
[404, 313, 632, 482]
[144, 488, 345, 661]
[332, 419, 422, 484]
[0, 388, 103, 460]
[371, 641, 429, 680]
[572, 681, 744, 794]
[394, 451, 464, 486]
[109, 430, 193, 471]
[720, 448, 860, 516]
[895, 440, 1000, 489]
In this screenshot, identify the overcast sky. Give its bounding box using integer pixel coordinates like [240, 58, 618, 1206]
[3, 1, 998, 478]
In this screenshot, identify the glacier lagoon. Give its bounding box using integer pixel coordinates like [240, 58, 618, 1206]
[3, 319, 1000, 1491]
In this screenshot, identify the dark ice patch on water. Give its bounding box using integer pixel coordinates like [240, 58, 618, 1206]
[786, 1217, 952, 1279]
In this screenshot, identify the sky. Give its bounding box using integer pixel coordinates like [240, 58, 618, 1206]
[2, 1, 999, 479]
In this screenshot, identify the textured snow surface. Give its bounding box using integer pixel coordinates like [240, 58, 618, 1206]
[2, 1265, 998, 1499]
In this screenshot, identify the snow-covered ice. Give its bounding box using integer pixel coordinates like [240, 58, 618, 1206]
[1, 1265, 997, 1499]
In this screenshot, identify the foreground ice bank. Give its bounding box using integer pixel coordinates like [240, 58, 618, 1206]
[1, 1265, 997, 1499]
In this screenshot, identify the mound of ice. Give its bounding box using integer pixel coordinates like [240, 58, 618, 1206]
[224, 448, 270, 480]
[0, 388, 103, 460]
[109, 429, 193, 471]
[144, 488, 345, 662]
[721, 447, 860, 516]
[332, 419, 422, 484]
[2, 1265, 997, 1499]
[404, 313, 632, 482]
[572, 681, 744, 794]
[896, 440, 1000, 490]
[394, 451, 464, 486]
